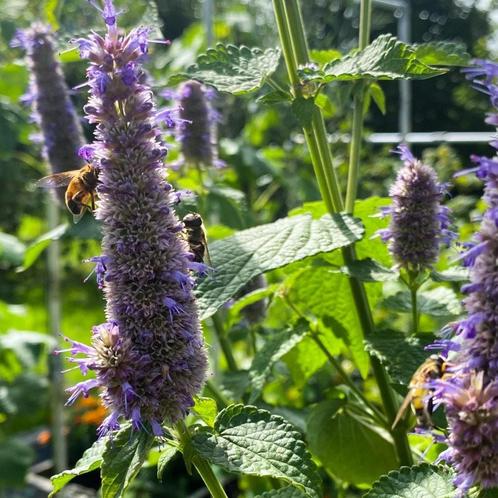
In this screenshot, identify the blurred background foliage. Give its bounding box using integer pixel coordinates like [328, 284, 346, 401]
[0, 0, 497, 496]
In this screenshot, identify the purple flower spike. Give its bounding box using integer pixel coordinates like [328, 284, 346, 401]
[435, 60, 498, 492]
[15, 24, 85, 201]
[62, 0, 207, 433]
[178, 80, 223, 168]
[379, 144, 455, 271]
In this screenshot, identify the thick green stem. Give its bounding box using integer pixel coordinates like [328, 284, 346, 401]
[345, 0, 372, 213]
[410, 286, 419, 336]
[205, 379, 229, 409]
[272, 0, 413, 466]
[211, 313, 238, 372]
[176, 421, 228, 498]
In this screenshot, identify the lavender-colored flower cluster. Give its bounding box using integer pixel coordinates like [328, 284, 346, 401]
[379, 145, 454, 271]
[434, 60, 498, 493]
[61, 0, 207, 435]
[14, 24, 85, 177]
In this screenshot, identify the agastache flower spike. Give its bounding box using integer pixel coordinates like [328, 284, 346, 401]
[178, 80, 225, 169]
[434, 60, 498, 493]
[378, 145, 454, 271]
[14, 24, 85, 179]
[63, 0, 207, 435]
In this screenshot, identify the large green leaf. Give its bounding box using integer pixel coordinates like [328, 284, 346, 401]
[287, 267, 379, 377]
[156, 444, 179, 481]
[101, 426, 155, 498]
[248, 320, 309, 402]
[50, 438, 107, 496]
[196, 213, 364, 320]
[255, 487, 309, 498]
[299, 35, 446, 83]
[414, 42, 470, 67]
[192, 404, 322, 498]
[364, 464, 455, 498]
[382, 287, 462, 317]
[364, 331, 432, 386]
[307, 399, 397, 486]
[169, 44, 281, 95]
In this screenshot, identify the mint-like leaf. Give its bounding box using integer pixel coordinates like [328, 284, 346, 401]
[169, 45, 281, 95]
[196, 213, 364, 320]
[192, 404, 322, 498]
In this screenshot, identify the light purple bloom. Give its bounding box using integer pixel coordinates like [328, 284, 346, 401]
[62, 1, 207, 435]
[379, 144, 455, 270]
[15, 24, 85, 182]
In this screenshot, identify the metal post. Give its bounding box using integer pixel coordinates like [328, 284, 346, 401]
[203, 0, 214, 47]
[47, 198, 67, 472]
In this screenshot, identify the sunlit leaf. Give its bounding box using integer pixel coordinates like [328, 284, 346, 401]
[0, 232, 26, 268]
[169, 44, 281, 95]
[414, 42, 470, 67]
[193, 396, 218, 427]
[192, 404, 322, 498]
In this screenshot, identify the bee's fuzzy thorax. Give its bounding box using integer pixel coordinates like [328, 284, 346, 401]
[62, 0, 207, 436]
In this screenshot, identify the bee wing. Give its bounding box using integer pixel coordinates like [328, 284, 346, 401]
[36, 171, 79, 189]
[72, 210, 86, 224]
[392, 391, 413, 430]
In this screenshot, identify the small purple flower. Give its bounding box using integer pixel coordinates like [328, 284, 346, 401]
[379, 144, 455, 270]
[15, 24, 85, 187]
[62, 0, 207, 434]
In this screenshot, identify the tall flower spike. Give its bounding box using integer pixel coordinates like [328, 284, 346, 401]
[378, 145, 454, 271]
[63, 1, 207, 435]
[435, 60, 498, 493]
[178, 80, 224, 169]
[15, 24, 85, 187]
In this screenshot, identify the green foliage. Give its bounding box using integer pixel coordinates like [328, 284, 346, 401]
[364, 464, 455, 498]
[0, 232, 26, 268]
[307, 399, 398, 485]
[0, 437, 34, 487]
[156, 444, 179, 481]
[248, 319, 309, 402]
[365, 331, 432, 386]
[255, 487, 309, 498]
[50, 438, 107, 496]
[414, 42, 470, 66]
[169, 44, 281, 94]
[192, 396, 218, 427]
[192, 404, 322, 497]
[299, 35, 449, 83]
[101, 426, 155, 498]
[196, 213, 364, 319]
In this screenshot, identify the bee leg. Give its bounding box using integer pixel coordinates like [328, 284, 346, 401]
[90, 192, 96, 211]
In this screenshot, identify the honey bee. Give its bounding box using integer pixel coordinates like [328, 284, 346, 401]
[182, 213, 211, 265]
[36, 164, 99, 223]
[392, 354, 448, 430]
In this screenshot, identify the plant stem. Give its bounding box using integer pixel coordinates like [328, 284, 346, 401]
[176, 420, 229, 498]
[410, 286, 419, 336]
[345, 0, 372, 213]
[211, 313, 238, 372]
[272, 0, 413, 466]
[205, 378, 229, 409]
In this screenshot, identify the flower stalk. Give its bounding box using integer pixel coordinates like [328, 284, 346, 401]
[272, 0, 413, 466]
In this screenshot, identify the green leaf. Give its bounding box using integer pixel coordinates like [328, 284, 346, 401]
[369, 82, 386, 114]
[101, 426, 155, 498]
[431, 267, 469, 282]
[287, 267, 379, 378]
[157, 444, 178, 481]
[50, 438, 107, 496]
[257, 90, 292, 105]
[255, 487, 309, 498]
[307, 400, 397, 486]
[299, 35, 446, 83]
[248, 320, 309, 402]
[291, 97, 316, 128]
[364, 464, 455, 498]
[0, 438, 34, 487]
[192, 404, 322, 498]
[170, 45, 281, 95]
[193, 396, 218, 427]
[365, 331, 433, 386]
[196, 213, 364, 320]
[0, 232, 26, 268]
[340, 258, 398, 282]
[414, 42, 470, 67]
[18, 224, 68, 271]
[309, 49, 341, 65]
[383, 287, 462, 317]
